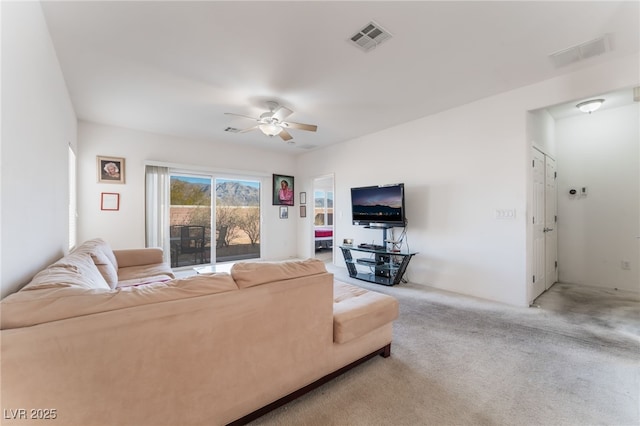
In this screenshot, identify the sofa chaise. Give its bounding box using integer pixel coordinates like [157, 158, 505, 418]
[0, 239, 399, 425]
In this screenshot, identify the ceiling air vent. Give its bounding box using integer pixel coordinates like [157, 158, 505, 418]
[349, 21, 392, 52]
[296, 144, 318, 150]
[549, 34, 612, 68]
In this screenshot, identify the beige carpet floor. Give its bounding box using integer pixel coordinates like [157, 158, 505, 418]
[249, 265, 640, 426]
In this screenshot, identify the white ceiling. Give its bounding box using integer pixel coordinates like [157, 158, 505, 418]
[41, 1, 639, 153]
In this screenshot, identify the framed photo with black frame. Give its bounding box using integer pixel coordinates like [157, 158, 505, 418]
[272, 174, 294, 206]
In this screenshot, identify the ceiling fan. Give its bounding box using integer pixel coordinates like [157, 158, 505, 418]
[224, 101, 318, 142]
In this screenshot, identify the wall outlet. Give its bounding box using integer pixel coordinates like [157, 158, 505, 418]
[621, 260, 631, 270]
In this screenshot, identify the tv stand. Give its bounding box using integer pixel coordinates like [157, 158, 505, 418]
[364, 224, 393, 245]
[340, 245, 417, 286]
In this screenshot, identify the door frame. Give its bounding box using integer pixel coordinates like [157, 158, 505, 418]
[544, 156, 558, 290]
[529, 147, 558, 303]
[311, 173, 335, 263]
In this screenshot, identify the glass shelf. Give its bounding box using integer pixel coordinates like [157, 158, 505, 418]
[339, 246, 417, 286]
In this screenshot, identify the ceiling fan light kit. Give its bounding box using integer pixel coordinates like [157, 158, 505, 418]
[258, 123, 282, 136]
[225, 101, 318, 142]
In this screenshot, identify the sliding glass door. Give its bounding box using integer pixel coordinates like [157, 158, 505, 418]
[169, 173, 261, 268]
[215, 178, 261, 262]
[169, 175, 211, 267]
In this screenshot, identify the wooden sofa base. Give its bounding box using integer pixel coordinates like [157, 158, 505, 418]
[227, 343, 392, 426]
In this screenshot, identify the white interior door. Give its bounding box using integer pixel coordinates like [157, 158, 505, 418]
[532, 149, 547, 300]
[544, 157, 558, 289]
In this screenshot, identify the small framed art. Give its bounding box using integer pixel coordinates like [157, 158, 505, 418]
[300, 192, 306, 205]
[101, 192, 120, 211]
[97, 156, 125, 184]
[279, 206, 289, 219]
[300, 205, 307, 218]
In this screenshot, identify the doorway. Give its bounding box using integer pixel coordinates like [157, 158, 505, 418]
[531, 148, 558, 302]
[312, 175, 334, 263]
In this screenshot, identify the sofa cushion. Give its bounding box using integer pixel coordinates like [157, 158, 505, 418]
[332, 280, 399, 344]
[0, 273, 239, 329]
[76, 238, 118, 268]
[21, 252, 111, 292]
[73, 238, 120, 288]
[90, 250, 119, 289]
[114, 248, 164, 268]
[117, 275, 174, 288]
[118, 263, 175, 286]
[231, 258, 327, 289]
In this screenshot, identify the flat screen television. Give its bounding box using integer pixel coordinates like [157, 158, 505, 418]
[351, 183, 406, 227]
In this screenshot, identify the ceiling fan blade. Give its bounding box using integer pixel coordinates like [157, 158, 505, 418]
[272, 106, 293, 122]
[239, 125, 259, 133]
[279, 129, 293, 141]
[224, 112, 258, 121]
[282, 121, 318, 132]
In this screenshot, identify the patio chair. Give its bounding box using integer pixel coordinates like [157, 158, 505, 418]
[179, 225, 206, 265]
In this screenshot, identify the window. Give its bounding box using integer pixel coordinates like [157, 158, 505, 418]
[68, 145, 77, 250]
[215, 178, 261, 263]
[314, 190, 333, 226]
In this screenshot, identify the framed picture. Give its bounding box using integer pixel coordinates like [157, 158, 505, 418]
[279, 206, 289, 219]
[272, 174, 294, 206]
[101, 192, 120, 211]
[97, 156, 125, 184]
[300, 205, 307, 218]
[300, 192, 307, 205]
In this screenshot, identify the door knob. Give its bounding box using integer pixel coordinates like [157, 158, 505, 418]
[543, 227, 554, 232]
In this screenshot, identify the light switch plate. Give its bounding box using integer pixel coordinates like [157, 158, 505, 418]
[495, 209, 516, 220]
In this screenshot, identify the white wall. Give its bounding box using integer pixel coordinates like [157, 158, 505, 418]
[1, 2, 77, 298]
[297, 95, 529, 306]
[528, 109, 556, 158]
[556, 103, 639, 291]
[296, 54, 639, 306]
[77, 122, 298, 260]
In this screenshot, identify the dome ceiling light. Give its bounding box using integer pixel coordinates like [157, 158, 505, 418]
[576, 99, 605, 114]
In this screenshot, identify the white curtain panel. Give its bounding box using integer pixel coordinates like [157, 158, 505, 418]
[145, 165, 171, 264]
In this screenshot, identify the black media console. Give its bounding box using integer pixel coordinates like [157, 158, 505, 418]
[340, 245, 416, 286]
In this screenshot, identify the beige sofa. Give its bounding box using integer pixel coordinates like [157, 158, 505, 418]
[1, 239, 398, 425]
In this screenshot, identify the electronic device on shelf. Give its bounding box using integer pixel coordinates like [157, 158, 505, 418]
[358, 243, 385, 250]
[351, 183, 406, 227]
[385, 239, 403, 252]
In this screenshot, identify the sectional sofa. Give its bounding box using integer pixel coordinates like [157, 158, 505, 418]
[1, 239, 398, 425]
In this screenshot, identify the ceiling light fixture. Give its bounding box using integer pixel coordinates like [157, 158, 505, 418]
[576, 99, 605, 114]
[258, 123, 282, 136]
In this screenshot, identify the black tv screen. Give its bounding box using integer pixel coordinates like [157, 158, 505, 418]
[351, 183, 406, 227]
